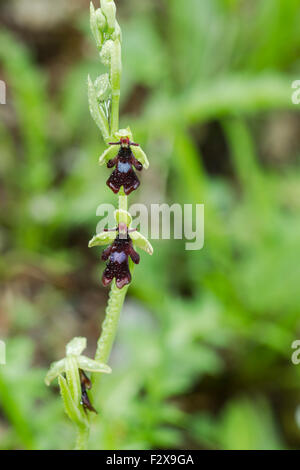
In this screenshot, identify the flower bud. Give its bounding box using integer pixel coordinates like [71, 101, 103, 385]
[95, 8, 106, 31]
[100, 39, 113, 66]
[94, 73, 111, 102]
[90, 2, 104, 49]
[101, 0, 117, 33]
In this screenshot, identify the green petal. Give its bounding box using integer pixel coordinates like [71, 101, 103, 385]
[89, 230, 117, 247]
[45, 358, 66, 386]
[131, 231, 154, 255]
[131, 145, 149, 170]
[99, 145, 117, 166]
[114, 209, 132, 227]
[66, 337, 86, 356]
[58, 375, 87, 427]
[78, 355, 112, 374]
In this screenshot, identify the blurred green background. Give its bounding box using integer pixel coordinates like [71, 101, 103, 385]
[0, 0, 300, 450]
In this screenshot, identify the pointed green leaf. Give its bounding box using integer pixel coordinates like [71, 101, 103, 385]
[131, 231, 154, 255]
[89, 230, 117, 247]
[99, 145, 117, 166]
[88, 75, 110, 143]
[114, 209, 132, 227]
[58, 375, 86, 427]
[66, 337, 86, 356]
[78, 355, 112, 374]
[131, 145, 149, 170]
[45, 358, 66, 386]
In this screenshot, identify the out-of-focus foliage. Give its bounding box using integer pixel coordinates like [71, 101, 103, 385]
[0, 0, 300, 450]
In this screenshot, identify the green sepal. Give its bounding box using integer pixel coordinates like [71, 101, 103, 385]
[66, 337, 87, 356]
[99, 145, 117, 166]
[131, 231, 154, 255]
[45, 358, 66, 386]
[114, 127, 133, 141]
[88, 231, 117, 247]
[132, 145, 150, 170]
[58, 375, 87, 427]
[77, 355, 112, 374]
[115, 209, 132, 227]
[65, 356, 81, 406]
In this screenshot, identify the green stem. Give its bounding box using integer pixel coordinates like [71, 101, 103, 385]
[109, 39, 122, 137]
[118, 187, 127, 211]
[94, 190, 128, 380]
[111, 93, 120, 137]
[75, 425, 89, 450]
[95, 280, 129, 365]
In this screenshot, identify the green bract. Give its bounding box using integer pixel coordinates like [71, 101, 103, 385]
[88, 75, 110, 143]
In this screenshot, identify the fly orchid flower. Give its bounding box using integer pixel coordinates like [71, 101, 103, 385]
[99, 128, 149, 195]
[45, 337, 111, 425]
[89, 209, 153, 289]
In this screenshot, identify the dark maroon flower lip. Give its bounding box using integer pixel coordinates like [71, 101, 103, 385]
[101, 230, 140, 289]
[105, 142, 143, 195]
